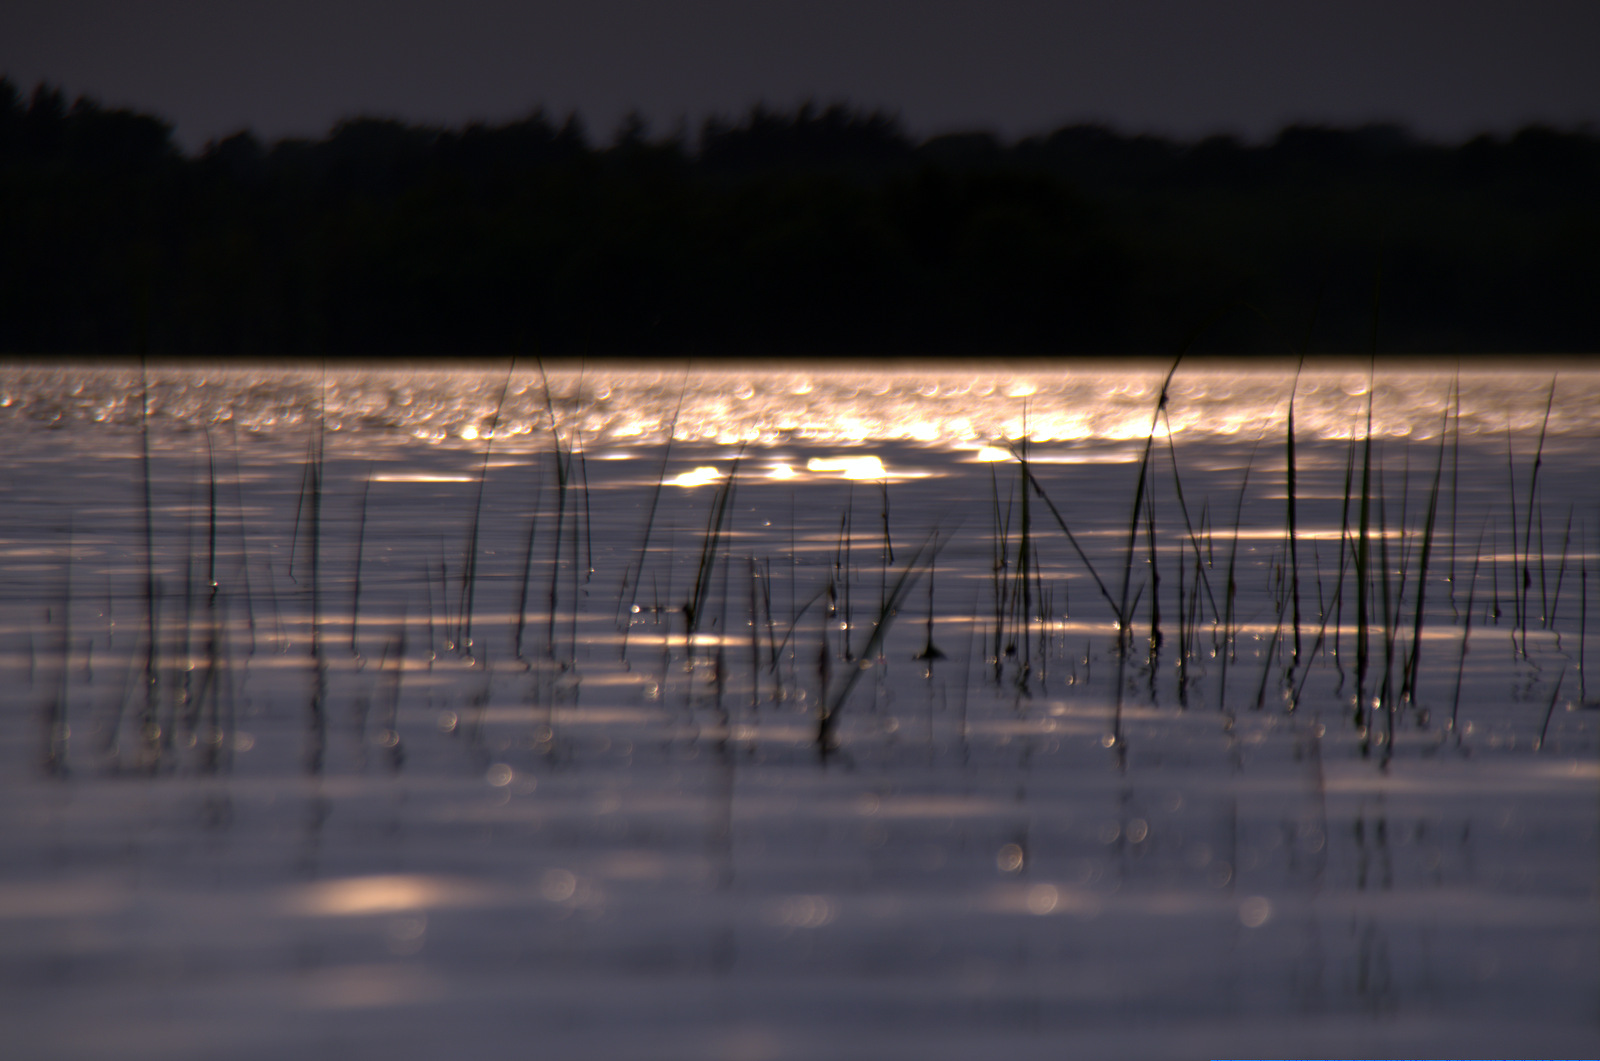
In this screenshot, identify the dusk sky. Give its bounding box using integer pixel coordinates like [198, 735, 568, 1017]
[3, 0, 1598, 150]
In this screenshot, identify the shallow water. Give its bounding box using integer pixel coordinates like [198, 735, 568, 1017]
[2, 359, 1598, 1059]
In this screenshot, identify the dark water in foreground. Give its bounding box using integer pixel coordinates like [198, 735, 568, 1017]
[2, 361, 1597, 1059]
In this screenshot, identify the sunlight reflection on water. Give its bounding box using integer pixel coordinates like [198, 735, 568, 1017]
[4, 359, 1595, 450]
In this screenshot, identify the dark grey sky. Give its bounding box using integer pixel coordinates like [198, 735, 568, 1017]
[3, 0, 1597, 150]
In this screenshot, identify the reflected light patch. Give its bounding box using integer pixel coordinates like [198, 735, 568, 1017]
[287, 874, 462, 916]
[672, 466, 723, 488]
[768, 463, 796, 480]
[806, 455, 886, 480]
[371, 473, 476, 483]
[975, 446, 1013, 463]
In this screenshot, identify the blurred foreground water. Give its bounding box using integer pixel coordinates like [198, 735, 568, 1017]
[2, 358, 1597, 1059]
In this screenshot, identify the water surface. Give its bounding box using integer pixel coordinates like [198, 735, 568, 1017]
[2, 359, 1597, 1060]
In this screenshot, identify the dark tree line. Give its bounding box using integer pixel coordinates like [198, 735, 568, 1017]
[2, 79, 1597, 357]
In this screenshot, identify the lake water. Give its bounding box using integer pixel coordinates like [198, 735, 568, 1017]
[2, 358, 1597, 1059]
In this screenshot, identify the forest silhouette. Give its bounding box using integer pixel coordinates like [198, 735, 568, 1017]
[1, 78, 1596, 357]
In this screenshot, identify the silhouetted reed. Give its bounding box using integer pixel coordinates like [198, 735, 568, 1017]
[458, 360, 514, 659]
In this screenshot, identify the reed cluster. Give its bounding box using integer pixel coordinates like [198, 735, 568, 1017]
[26, 363, 1589, 778]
